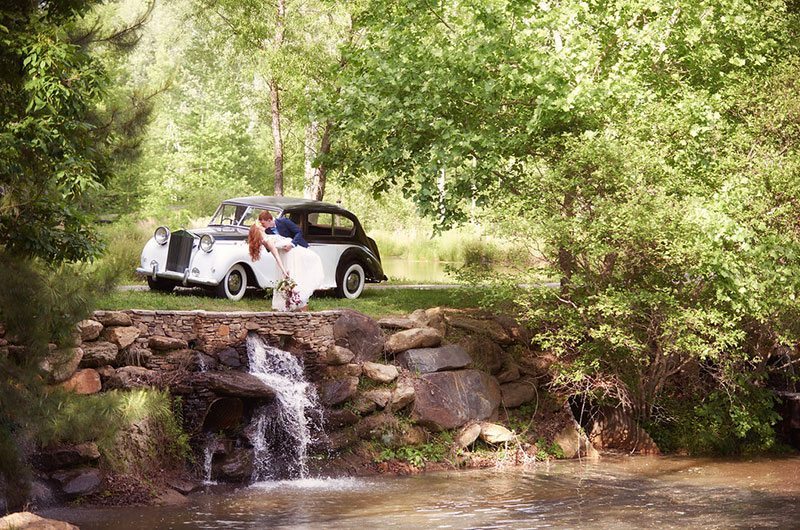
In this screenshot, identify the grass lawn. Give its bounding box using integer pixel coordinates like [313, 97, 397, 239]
[97, 287, 480, 319]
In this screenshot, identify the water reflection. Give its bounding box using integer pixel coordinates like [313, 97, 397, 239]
[382, 258, 459, 284]
[41, 456, 800, 529]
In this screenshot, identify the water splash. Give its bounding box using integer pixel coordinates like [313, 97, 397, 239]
[201, 433, 218, 485]
[246, 333, 323, 481]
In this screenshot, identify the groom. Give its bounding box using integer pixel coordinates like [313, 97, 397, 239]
[258, 210, 308, 249]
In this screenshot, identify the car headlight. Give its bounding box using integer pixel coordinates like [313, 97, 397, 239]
[154, 226, 170, 245]
[199, 234, 215, 253]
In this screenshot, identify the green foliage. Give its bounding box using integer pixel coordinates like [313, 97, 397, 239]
[535, 438, 565, 461]
[376, 438, 450, 468]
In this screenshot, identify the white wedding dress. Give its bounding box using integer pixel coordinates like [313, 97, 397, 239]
[266, 235, 324, 311]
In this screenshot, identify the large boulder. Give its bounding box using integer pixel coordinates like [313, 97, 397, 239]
[33, 443, 100, 472]
[588, 406, 661, 455]
[446, 314, 513, 345]
[102, 326, 140, 350]
[217, 347, 242, 368]
[500, 380, 537, 408]
[377, 316, 418, 330]
[333, 310, 385, 362]
[411, 370, 501, 430]
[59, 369, 101, 395]
[149, 335, 189, 351]
[554, 419, 599, 459]
[93, 310, 132, 327]
[459, 336, 505, 374]
[106, 366, 159, 390]
[79, 341, 119, 368]
[479, 422, 514, 444]
[385, 327, 442, 354]
[362, 362, 398, 383]
[197, 372, 275, 399]
[51, 467, 103, 498]
[42, 347, 83, 383]
[396, 344, 471, 374]
[390, 377, 416, 411]
[453, 422, 482, 449]
[0, 513, 77, 530]
[320, 377, 359, 406]
[76, 319, 103, 341]
[362, 388, 392, 409]
[323, 345, 355, 366]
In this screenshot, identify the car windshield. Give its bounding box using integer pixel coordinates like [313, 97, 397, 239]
[209, 203, 248, 226]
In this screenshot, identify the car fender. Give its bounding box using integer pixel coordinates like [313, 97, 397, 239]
[336, 246, 383, 282]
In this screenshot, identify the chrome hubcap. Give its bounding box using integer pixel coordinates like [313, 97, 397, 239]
[228, 272, 242, 293]
[346, 271, 361, 292]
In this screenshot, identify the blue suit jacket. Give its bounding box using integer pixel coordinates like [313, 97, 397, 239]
[270, 217, 309, 248]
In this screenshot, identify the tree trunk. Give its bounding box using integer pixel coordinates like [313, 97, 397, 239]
[303, 121, 332, 201]
[270, 0, 286, 196]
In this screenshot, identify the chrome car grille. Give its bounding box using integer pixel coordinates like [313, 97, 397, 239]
[166, 230, 194, 273]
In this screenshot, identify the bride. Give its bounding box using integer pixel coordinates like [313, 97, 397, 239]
[247, 223, 323, 311]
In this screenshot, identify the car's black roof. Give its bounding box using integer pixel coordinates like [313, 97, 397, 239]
[224, 196, 356, 217]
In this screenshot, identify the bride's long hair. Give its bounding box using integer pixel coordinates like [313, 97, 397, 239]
[248, 224, 263, 261]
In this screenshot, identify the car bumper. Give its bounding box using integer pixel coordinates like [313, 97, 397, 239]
[135, 267, 218, 287]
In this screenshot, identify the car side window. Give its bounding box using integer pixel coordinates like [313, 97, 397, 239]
[333, 215, 354, 237]
[283, 211, 305, 232]
[240, 208, 265, 226]
[308, 212, 334, 236]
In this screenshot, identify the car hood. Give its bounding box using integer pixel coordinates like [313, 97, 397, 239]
[186, 226, 248, 240]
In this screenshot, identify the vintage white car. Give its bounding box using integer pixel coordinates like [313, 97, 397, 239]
[136, 196, 387, 300]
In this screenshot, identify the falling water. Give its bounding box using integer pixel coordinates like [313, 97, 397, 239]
[202, 441, 216, 485]
[246, 332, 323, 481]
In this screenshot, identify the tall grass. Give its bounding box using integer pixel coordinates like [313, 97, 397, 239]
[369, 226, 520, 265]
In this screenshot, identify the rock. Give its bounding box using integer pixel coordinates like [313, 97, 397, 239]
[479, 422, 515, 444]
[362, 362, 399, 383]
[390, 378, 416, 411]
[384, 327, 442, 354]
[351, 395, 378, 415]
[149, 335, 189, 351]
[94, 310, 132, 327]
[95, 365, 116, 382]
[29, 478, 57, 508]
[79, 341, 119, 368]
[166, 477, 200, 495]
[328, 430, 359, 452]
[34, 442, 100, 471]
[446, 314, 513, 345]
[500, 380, 537, 408]
[493, 314, 533, 346]
[399, 426, 428, 446]
[320, 377, 359, 406]
[411, 370, 501, 430]
[362, 388, 392, 409]
[119, 345, 152, 367]
[424, 307, 447, 336]
[216, 447, 254, 482]
[408, 309, 430, 326]
[102, 326, 140, 350]
[154, 488, 190, 506]
[217, 347, 242, 368]
[377, 316, 418, 330]
[60, 369, 101, 394]
[333, 310, 385, 362]
[106, 366, 158, 390]
[324, 345, 355, 366]
[554, 419, 599, 459]
[454, 422, 482, 449]
[459, 336, 505, 374]
[396, 344, 471, 374]
[355, 413, 400, 443]
[324, 408, 360, 429]
[76, 319, 103, 341]
[0, 512, 77, 530]
[518, 352, 557, 379]
[323, 363, 362, 379]
[496, 362, 521, 383]
[589, 406, 661, 455]
[197, 372, 275, 399]
[194, 352, 218, 372]
[42, 347, 83, 384]
[51, 467, 102, 498]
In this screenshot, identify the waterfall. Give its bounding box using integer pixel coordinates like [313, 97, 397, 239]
[246, 332, 323, 481]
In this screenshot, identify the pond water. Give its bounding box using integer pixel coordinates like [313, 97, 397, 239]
[381, 257, 460, 284]
[41, 455, 800, 529]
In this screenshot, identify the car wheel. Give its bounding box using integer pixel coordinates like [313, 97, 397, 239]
[215, 264, 247, 301]
[147, 277, 176, 293]
[336, 261, 365, 299]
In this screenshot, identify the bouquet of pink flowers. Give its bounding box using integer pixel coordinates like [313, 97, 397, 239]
[274, 276, 303, 311]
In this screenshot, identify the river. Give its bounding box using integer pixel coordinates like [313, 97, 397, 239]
[40, 455, 800, 529]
